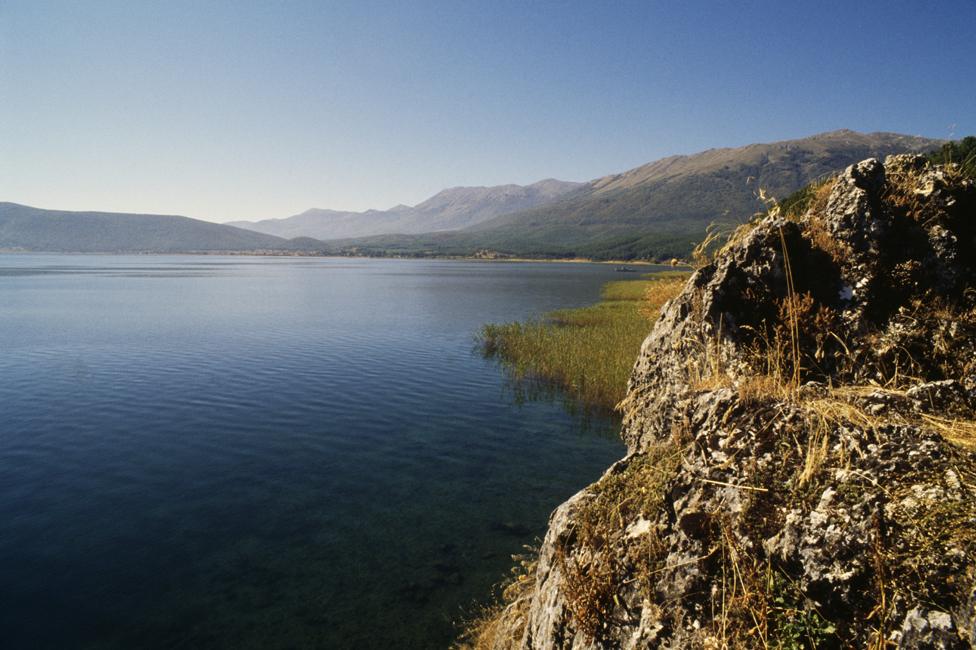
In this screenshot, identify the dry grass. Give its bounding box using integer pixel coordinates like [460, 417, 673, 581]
[460, 444, 686, 647]
[558, 549, 620, 642]
[640, 275, 688, 319]
[694, 177, 840, 272]
[796, 417, 831, 488]
[454, 548, 538, 649]
[884, 158, 940, 223]
[702, 187, 789, 269]
[746, 380, 975, 483]
[684, 181, 976, 467]
[455, 603, 507, 650]
[558, 441, 683, 642]
[919, 414, 976, 450]
[707, 524, 772, 648]
[703, 524, 836, 649]
[858, 438, 976, 648]
[781, 176, 837, 221]
[685, 312, 737, 392]
[687, 344, 733, 392]
[692, 370, 975, 648]
[880, 468, 976, 617]
[805, 177, 836, 216]
[802, 214, 850, 265]
[692, 223, 727, 269]
[883, 154, 974, 230]
[700, 382, 976, 648]
[915, 299, 976, 381]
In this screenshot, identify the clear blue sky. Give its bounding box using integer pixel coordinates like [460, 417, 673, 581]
[2, 1, 974, 222]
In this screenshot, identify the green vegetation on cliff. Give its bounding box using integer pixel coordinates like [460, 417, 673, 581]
[927, 135, 976, 179]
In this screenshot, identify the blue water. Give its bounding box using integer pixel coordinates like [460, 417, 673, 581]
[0, 255, 645, 649]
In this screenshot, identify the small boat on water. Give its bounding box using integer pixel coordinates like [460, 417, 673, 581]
[614, 266, 637, 273]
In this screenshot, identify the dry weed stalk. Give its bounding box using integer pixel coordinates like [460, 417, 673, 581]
[692, 223, 725, 269]
[919, 414, 976, 450]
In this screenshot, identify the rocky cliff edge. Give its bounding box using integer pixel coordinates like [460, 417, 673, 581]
[468, 155, 976, 649]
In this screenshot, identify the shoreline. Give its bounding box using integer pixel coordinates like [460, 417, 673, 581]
[0, 248, 689, 267]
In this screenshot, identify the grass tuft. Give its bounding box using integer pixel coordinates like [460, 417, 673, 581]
[454, 546, 538, 649]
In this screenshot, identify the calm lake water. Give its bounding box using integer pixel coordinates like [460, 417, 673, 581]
[0, 255, 650, 649]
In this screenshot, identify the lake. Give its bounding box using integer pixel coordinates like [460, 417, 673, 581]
[0, 255, 647, 649]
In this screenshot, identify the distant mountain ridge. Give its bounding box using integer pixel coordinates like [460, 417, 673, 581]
[0, 202, 293, 253]
[226, 179, 582, 240]
[461, 129, 941, 241]
[319, 130, 942, 259]
[0, 130, 944, 257]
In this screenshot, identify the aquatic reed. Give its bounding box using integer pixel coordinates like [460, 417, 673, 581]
[480, 273, 688, 412]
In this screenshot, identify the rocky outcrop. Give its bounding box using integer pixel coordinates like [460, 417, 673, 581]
[473, 156, 976, 648]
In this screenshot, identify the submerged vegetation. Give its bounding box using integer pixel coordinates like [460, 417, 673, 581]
[479, 272, 688, 413]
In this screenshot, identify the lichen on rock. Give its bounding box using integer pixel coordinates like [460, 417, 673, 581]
[463, 155, 976, 649]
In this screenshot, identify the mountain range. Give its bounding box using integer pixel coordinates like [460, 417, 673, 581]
[227, 179, 581, 240]
[0, 130, 943, 258]
[0, 203, 290, 253]
[306, 130, 940, 259]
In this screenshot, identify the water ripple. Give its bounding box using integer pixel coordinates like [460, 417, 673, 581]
[0, 254, 631, 649]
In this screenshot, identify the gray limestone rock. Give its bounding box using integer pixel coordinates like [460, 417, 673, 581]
[479, 157, 976, 649]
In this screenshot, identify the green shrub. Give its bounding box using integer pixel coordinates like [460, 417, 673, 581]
[926, 135, 976, 179]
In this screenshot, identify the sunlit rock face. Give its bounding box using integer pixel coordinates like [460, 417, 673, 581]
[478, 156, 976, 649]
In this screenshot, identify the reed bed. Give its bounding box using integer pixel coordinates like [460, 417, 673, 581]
[480, 272, 688, 412]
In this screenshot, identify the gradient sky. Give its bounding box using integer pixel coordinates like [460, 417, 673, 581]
[2, 1, 974, 222]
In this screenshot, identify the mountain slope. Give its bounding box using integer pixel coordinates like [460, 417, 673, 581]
[457, 130, 941, 256]
[307, 130, 942, 260]
[0, 202, 295, 252]
[1, 131, 944, 258]
[227, 179, 581, 240]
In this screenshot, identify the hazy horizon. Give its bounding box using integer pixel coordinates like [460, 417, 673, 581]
[2, 1, 974, 223]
